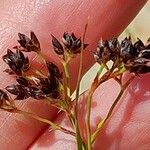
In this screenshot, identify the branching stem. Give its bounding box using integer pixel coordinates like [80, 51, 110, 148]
[86, 65, 104, 150]
[91, 75, 135, 144]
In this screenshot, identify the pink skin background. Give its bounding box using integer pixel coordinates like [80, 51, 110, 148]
[0, 0, 149, 149]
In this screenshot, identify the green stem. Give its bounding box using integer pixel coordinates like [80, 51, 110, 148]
[85, 65, 104, 150]
[74, 24, 88, 150]
[67, 112, 86, 150]
[62, 61, 71, 98]
[91, 76, 135, 144]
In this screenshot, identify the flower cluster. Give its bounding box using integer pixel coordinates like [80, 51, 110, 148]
[2, 32, 62, 101]
[0, 29, 149, 150]
[5, 62, 62, 100]
[1, 31, 88, 104]
[94, 37, 150, 74]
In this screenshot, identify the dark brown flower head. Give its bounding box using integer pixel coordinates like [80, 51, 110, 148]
[0, 89, 14, 110]
[3, 49, 30, 75]
[46, 61, 62, 79]
[126, 38, 150, 74]
[94, 39, 112, 64]
[120, 37, 137, 62]
[51, 32, 88, 55]
[6, 71, 61, 100]
[122, 38, 150, 75]
[6, 82, 47, 100]
[62, 32, 82, 54]
[5, 84, 30, 100]
[35, 76, 60, 99]
[94, 38, 121, 65]
[17, 31, 41, 52]
[94, 36, 150, 75]
[133, 38, 145, 52]
[108, 38, 120, 63]
[51, 34, 64, 55]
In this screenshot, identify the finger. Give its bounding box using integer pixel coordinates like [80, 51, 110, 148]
[0, 0, 147, 149]
[31, 74, 150, 150]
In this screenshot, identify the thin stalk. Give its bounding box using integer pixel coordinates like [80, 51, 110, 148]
[61, 57, 77, 134]
[62, 61, 71, 99]
[67, 111, 87, 150]
[74, 23, 88, 150]
[91, 89, 124, 143]
[14, 109, 75, 137]
[91, 75, 135, 144]
[86, 65, 104, 150]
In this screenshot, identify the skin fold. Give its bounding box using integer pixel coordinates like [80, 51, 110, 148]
[0, 0, 148, 149]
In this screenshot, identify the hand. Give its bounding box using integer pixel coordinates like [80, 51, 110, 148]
[0, 0, 147, 149]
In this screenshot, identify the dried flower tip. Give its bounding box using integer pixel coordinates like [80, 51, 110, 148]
[17, 31, 41, 52]
[62, 32, 84, 54]
[3, 49, 30, 75]
[51, 34, 64, 55]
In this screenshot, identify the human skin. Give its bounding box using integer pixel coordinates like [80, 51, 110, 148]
[0, 0, 148, 149]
